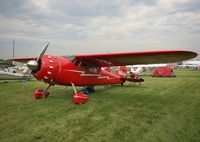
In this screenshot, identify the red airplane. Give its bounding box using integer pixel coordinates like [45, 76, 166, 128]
[13, 42, 197, 104]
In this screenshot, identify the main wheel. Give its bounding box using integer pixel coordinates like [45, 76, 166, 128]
[34, 89, 49, 99]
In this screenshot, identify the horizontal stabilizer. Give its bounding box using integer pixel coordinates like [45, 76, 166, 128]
[124, 78, 144, 83]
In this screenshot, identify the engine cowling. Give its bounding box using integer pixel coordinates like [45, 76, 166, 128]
[33, 55, 60, 85]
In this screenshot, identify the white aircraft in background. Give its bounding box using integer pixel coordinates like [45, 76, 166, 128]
[0, 67, 31, 80]
[181, 60, 200, 68]
[127, 63, 177, 75]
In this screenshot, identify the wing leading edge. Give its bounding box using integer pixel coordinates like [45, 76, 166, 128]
[74, 50, 197, 67]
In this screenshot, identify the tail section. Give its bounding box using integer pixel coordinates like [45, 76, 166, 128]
[115, 66, 127, 78]
[131, 67, 144, 75]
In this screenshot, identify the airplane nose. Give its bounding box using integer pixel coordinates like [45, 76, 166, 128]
[27, 60, 39, 71]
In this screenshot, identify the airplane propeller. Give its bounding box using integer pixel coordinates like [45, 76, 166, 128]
[20, 42, 49, 91]
[27, 42, 49, 72]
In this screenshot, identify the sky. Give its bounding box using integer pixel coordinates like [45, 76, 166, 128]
[0, 0, 199, 59]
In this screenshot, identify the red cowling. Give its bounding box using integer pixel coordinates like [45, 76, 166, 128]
[73, 93, 89, 104]
[34, 89, 49, 99]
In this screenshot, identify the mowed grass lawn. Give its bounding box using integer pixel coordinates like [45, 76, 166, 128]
[0, 69, 200, 142]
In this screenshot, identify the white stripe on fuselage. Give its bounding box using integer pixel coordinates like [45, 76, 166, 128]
[65, 69, 100, 77]
[65, 69, 117, 80]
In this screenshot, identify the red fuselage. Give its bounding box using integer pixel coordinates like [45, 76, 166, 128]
[33, 55, 124, 86]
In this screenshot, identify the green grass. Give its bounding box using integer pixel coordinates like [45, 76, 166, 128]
[0, 69, 200, 142]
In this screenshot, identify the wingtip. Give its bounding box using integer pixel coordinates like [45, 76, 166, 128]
[187, 51, 198, 59]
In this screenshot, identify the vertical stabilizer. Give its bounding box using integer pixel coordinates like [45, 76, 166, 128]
[115, 66, 127, 78]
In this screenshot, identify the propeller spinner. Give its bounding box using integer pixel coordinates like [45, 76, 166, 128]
[27, 60, 39, 71]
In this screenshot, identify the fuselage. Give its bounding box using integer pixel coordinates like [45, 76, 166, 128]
[33, 55, 125, 86]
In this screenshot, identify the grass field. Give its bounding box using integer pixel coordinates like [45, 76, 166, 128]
[0, 69, 200, 142]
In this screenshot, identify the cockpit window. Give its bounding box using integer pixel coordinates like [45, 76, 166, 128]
[74, 60, 81, 66]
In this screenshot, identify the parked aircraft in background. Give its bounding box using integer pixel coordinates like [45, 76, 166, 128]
[128, 63, 168, 68]
[12, 42, 197, 104]
[127, 66, 148, 75]
[181, 60, 200, 68]
[127, 63, 177, 76]
[0, 67, 31, 80]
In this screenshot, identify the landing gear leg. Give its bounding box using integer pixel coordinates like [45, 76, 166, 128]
[44, 84, 51, 93]
[71, 82, 77, 93]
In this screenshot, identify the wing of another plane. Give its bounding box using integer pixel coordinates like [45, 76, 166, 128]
[74, 50, 197, 67]
[11, 57, 36, 63]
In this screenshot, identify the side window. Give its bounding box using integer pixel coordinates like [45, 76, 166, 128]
[74, 60, 81, 66]
[89, 67, 98, 73]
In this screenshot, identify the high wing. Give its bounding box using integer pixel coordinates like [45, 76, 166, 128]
[12, 50, 197, 67]
[73, 50, 197, 67]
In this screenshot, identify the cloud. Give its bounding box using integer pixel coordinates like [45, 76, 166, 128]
[30, 0, 49, 10]
[0, 0, 199, 59]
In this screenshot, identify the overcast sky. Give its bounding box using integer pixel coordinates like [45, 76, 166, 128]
[0, 0, 199, 59]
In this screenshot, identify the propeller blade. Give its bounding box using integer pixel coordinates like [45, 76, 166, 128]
[17, 71, 32, 92]
[18, 71, 32, 92]
[36, 42, 49, 62]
